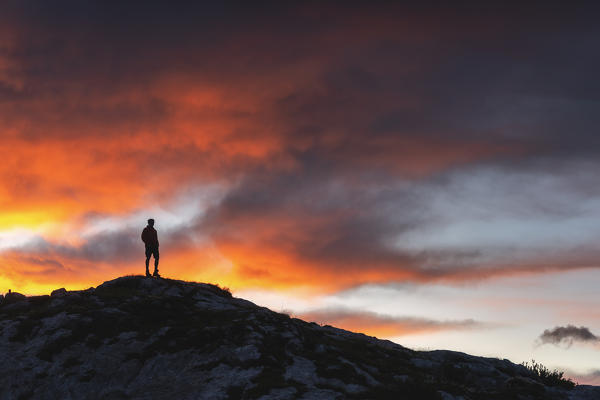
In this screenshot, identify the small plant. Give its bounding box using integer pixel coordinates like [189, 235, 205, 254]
[279, 309, 294, 318]
[521, 359, 576, 389]
[216, 284, 232, 297]
[205, 283, 232, 298]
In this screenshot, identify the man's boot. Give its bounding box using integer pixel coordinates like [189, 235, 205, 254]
[153, 268, 160, 278]
[145, 268, 151, 277]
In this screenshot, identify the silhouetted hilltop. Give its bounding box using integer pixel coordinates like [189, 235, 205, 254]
[1, 276, 597, 399]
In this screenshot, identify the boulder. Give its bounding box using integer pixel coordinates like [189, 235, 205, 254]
[51, 288, 68, 297]
[4, 291, 26, 304]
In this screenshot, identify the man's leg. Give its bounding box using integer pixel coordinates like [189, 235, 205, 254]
[152, 249, 160, 277]
[145, 247, 151, 277]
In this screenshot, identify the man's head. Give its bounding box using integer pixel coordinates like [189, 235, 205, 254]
[148, 218, 155, 227]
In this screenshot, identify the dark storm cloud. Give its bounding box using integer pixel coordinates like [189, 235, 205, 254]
[17, 230, 142, 264]
[3, 1, 597, 147]
[16, 256, 67, 274]
[3, 1, 599, 160]
[0, 2, 311, 140]
[200, 148, 600, 274]
[538, 325, 599, 347]
[201, 166, 421, 263]
[3, 1, 600, 287]
[12, 219, 206, 265]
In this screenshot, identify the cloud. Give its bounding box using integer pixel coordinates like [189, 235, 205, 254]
[190, 158, 600, 291]
[1, 2, 600, 293]
[566, 369, 600, 385]
[537, 325, 599, 347]
[298, 307, 487, 337]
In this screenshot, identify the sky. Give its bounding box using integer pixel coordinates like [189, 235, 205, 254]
[1, 1, 600, 384]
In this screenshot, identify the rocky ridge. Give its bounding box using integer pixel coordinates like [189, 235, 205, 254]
[1, 276, 597, 400]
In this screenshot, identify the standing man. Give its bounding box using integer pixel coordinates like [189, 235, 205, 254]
[141, 218, 160, 278]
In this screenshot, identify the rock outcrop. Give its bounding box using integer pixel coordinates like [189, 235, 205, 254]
[0, 276, 597, 399]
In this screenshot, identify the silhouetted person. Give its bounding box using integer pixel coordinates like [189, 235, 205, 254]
[141, 219, 160, 277]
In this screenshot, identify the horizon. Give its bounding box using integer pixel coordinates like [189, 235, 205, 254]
[1, 1, 600, 385]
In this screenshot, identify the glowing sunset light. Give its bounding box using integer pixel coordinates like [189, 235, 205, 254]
[0, 211, 55, 230]
[1, 1, 600, 384]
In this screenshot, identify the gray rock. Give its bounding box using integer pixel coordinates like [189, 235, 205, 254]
[235, 344, 261, 362]
[50, 288, 67, 297]
[0, 275, 592, 399]
[4, 291, 26, 304]
[438, 391, 466, 400]
[257, 387, 297, 400]
[285, 356, 317, 386]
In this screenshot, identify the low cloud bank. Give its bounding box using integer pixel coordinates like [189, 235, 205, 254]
[299, 307, 487, 337]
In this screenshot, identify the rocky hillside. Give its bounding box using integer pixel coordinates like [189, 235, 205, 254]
[1, 276, 597, 400]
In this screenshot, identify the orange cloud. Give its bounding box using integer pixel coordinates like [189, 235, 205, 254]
[0, 3, 594, 297]
[298, 308, 486, 338]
